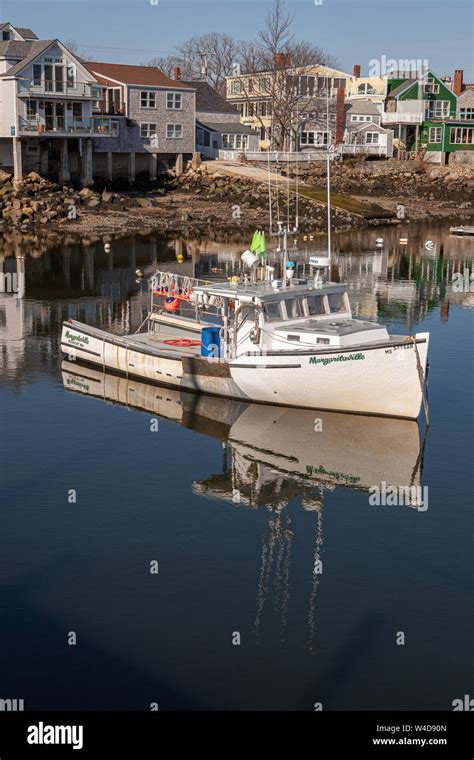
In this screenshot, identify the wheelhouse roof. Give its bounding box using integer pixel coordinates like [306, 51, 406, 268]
[193, 280, 347, 302]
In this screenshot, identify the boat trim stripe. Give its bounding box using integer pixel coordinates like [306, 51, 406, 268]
[232, 364, 302, 369]
[61, 342, 102, 358]
[244, 338, 427, 358]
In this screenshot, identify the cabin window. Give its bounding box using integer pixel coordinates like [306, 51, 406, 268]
[263, 302, 283, 322]
[306, 294, 326, 316]
[284, 298, 304, 320]
[328, 292, 347, 313]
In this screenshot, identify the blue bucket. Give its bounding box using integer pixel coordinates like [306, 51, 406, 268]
[201, 327, 221, 358]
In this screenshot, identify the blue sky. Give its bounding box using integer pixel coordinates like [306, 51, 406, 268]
[3, 0, 473, 79]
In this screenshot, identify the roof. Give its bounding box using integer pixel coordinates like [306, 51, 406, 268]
[0, 39, 56, 77]
[0, 23, 38, 40]
[182, 79, 238, 114]
[86, 61, 193, 89]
[345, 99, 380, 115]
[198, 120, 258, 135]
[387, 79, 416, 98]
[348, 122, 389, 134]
[193, 280, 345, 302]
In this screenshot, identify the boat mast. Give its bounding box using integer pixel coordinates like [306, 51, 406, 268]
[326, 88, 332, 265]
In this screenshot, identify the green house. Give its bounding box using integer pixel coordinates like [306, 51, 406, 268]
[384, 70, 473, 162]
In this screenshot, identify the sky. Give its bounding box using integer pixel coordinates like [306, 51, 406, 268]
[2, 0, 473, 80]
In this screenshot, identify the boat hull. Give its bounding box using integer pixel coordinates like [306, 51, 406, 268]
[61, 321, 429, 419]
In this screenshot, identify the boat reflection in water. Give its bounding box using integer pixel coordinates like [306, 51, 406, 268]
[61, 360, 426, 650]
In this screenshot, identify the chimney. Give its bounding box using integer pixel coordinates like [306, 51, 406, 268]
[353, 64, 361, 79]
[453, 69, 463, 95]
[335, 87, 345, 144]
[174, 66, 181, 81]
[274, 53, 291, 69]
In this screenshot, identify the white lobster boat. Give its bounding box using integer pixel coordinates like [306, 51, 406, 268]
[61, 265, 429, 419]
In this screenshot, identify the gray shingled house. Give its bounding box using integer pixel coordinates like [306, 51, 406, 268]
[179, 76, 259, 159]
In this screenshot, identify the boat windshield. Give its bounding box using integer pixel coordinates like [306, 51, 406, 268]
[285, 298, 305, 320]
[263, 302, 284, 322]
[328, 292, 347, 313]
[307, 294, 326, 316]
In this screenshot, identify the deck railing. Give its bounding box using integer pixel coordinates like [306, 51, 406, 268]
[18, 116, 119, 136]
[18, 79, 101, 98]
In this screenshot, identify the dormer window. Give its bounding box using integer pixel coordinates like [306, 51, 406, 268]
[2, 30, 11, 40]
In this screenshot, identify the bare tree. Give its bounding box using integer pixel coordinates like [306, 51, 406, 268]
[177, 33, 240, 93]
[63, 40, 94, 62]
[233, 0, 340, 150]
[144, 55, 187, 78]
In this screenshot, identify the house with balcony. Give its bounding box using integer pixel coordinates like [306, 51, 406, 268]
[0, 25, 116, 184]
[86, 62, 196, 181]
[226, 59, 352, 150]
[383, 69, 473, 163]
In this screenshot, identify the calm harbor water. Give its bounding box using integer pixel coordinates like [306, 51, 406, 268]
[0, 220, 473, 711]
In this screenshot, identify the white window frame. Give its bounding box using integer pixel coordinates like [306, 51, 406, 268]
[426, 100, 450, 119]
[141, 123, 157, 138]
[167, 92, 182, 110]
[365, 132, 380, 144]
[166, 123, 183, 139]
[230, 80, 242, 95]
[450, 127, 473, 145]
[459, 108, 474, 120]
[423, 77, 440, 94]
[140, 91, 156, 109]
[429, 127, 442, 143]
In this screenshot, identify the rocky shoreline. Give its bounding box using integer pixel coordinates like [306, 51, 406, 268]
[0, 160, 473, 247]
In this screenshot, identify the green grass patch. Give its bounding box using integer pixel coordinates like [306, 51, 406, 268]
[297, 186, 393, 219]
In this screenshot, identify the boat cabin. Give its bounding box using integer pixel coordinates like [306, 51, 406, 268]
[148, 278, 389, 359]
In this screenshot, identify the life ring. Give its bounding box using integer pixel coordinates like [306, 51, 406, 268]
[164, 297, 179, 312]
[163, 339, 201, 347]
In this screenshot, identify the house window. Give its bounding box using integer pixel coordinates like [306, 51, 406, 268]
[33, 64, 42, 87]
[459, 108, 474, 120]
[167, 92, 182, 110]
[230, 80, 242, 95]
[248, 79, 254, 93]
[140, 91, 156, 108]
[203, 131, 210, 147]
[141, 123, 157, 138]
[166, 124, 183, 138]
[450, 127, 473, 145]
[426, 100, 450, 119]
[72, 102, 82, 119]
[222, 134, 248, 150]
[429, 127, 442, 143]
[423, 77, 440, 94]
[299, 76, 316, 96]
[27, 145, 39, 154]
[358, 83, 375, 95]
[365, 132, 379, 144]
[300, 131, 328, 146]
[66, 64, 75, 88]
[26, 100, 37, 118]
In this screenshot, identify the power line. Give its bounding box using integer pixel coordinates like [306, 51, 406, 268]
[76, 43, 178, 55]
